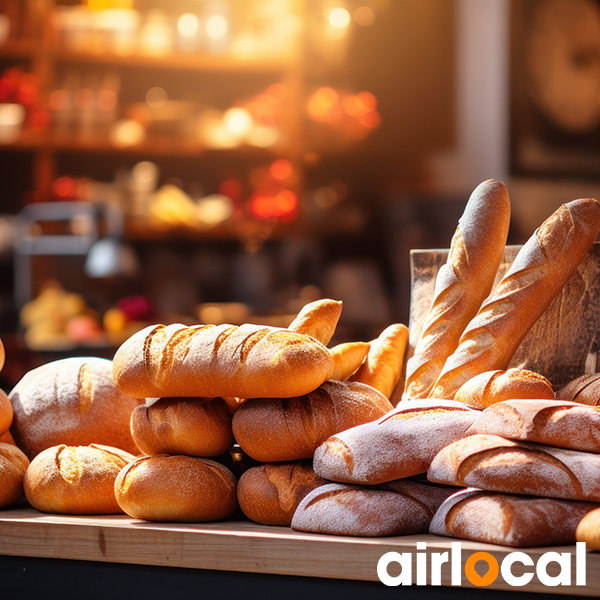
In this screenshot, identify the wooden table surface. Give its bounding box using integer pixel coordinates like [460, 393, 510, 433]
[0, 506, 598, 596]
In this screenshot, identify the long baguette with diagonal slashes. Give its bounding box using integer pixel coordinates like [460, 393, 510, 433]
[431, 197, 600, 399]
[112, 323, 335, 400]
[403, 180, 511, 400]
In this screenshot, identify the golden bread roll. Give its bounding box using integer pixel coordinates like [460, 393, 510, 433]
[557, 373, 600, 406]
[352, 323, 409, 399]
[454, 368, 554, 409]
[313, 399, 478, 485]
[430, 488, 600, 547]
[576, 507, 600, 549]
[287, 298, 342, 345]
[130, 397, 234, 457]
[404, 180, 511, 400]
[9, 357, 143, 459]
[237, 460, 327, 525]
[469, 399, 600, 452]
[292, 480, 458, 537]
[112, 323, 335, 400]
[0, 429, 15, 445]
[0, 441, 29, 508]
[23, 444, 135, 514]
[114, 454, 237, 522]
[329, 341, 370, 381]
[231, 380, 393, 463]
[0, 388, 12, 436]
[431, 198, 600, 399]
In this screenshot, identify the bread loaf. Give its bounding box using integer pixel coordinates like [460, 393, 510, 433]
[0, 441, 29, 508]
[431, 198, 600, 399]
[556, 373, 600, 406]
[237, 460, 327, 525]
[232, 380, 393, 463]
[9, 357, 143, 459]
[0, 388, 12, 436]
[130, 397, 234, 457]
[291, 480, 458, 537]
[428, 433, 600, 501]
[469, 399, 600, 452]
[0, 429, 15, 445]
[113, 323, 335, 400]
[287, 298, 342, 345]
[576, 506, 600, 549]
[114, 454, 237, 522]
[430, 488, 600, 547]
[313, 399, 478, 485]
[454, 369, 554, 409]
[23, 444, 135, 514]
[330, 342, 370, 381]
[404, 180, 511, 400]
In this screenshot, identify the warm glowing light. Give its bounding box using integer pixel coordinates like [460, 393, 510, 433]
[247, 125, 279, 147]
[223, 107, 253, 137]
[358, 110, 381, 128]
[97, 89, 118, 111]
[354, 6, 375, 26]
[357, 91, 377, 111]
[342, 95, 366, 118]
[52, 176, 77, 199]
[206, 15, 228, 40]
[248, 189, 297, 221]
[274, 190, 297, 220]
[270, 159, 293, 181]
[218, 179, 241, 202]
[329, 7, 351, 28]
[49, 89, 69, 111]
[110, 119, 146, 147]
[316, 87, 338, 108]
[178, 13, 199, 37]
[146, 86, 167, 108]
[74, 88, 94, 110]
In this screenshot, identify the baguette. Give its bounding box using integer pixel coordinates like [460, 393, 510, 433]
[430, 488, 600, 547]
[312, 399, 478, 485]
[404, 180, 511, 400]
[287, 299, 342, 345]
[0, 442, 29, 508]
[112, 323, 335, 400]
[428, 433, 600, 501]
[556, 373, 600, 406]
[468, 399, 600, 452]
[231, 380, 392, 462]
[330, 341, 370, 381]
[431, 198, 600, 399]
[291, 480, 458, 537]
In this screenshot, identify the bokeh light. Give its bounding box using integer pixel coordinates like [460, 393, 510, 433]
[329, 7, 351, 29]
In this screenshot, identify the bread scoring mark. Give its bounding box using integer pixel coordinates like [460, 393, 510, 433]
[88, 444, 131, 469]
[492, 264, 548, 298]
[301, 386, 335, 450]
[212, 326, 238, 355]
[325, 437, 354, 475]
[379, 485, 435, 520]
[55, 445, 82, 485]
[78, 364, 93, 416]
[379, 407, 465, 425]
[303, 486, 353, 510]
[144, 325, 167, 387]
[236, 328, 271, 363]
[536, 204, 573, 263]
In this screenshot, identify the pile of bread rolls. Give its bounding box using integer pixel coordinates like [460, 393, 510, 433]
[3, 178, 600, 552]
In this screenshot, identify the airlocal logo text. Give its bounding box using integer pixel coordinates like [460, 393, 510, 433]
[377, 542, 586, 587]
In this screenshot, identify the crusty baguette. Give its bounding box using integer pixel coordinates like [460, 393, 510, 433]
[430, 488, 600, 547]
[330, 341, 370, 381]
[291, 480, 458, 537]
[454, 368, 554, 409]
[576, 507, 600, 549]
[0, 441, 29, 508]
[403, 180, 511, 400]
[0, 388, 12, 436]
[431, 198, 600, 399]
[312, 399, 478, 485]
[556, 373, 600, 406]
[113, 323, 335, 400]
[237, 460, 327, 526]
[287, 298, 342, 345]
[232, 380, 392, 463]
[468, 399, 600, 453]
[130, 397, 234, 457]
[352, 323, 409, 400]
[428, 433, 600, 501]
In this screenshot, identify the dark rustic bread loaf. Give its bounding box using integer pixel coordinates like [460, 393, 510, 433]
[556, 373, 600, 406]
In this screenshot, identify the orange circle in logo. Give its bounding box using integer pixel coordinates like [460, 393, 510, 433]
[464, 552, 499, 587]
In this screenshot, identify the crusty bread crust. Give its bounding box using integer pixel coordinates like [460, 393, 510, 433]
[0, 388, 12, 436]
[0, 441, 29, 508]
[287, 299, 342, 346]
[557, 373, 600, 405]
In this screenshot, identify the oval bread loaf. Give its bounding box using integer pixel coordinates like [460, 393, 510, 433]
[114, 454, 237, 522]
[9, 357, 143, 458]
[0, 441, 29, 508]
[232, 380, 393, 462]
[130, 397, 234, 457]
[113, 323, 335, 400]
[0, 388, 12, 436]
[556, 373, 600, 406]
[23, 444, 135, 514]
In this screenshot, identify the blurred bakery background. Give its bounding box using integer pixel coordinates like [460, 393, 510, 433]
[0, 0, 598, 389]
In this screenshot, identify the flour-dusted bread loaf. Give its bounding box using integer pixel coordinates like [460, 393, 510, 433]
[23, 444, 135, 514]
[291, 480, 459, 537]
[130, 397, 234, 458]
[9, 357, 143, 459]
[0, 388, 12, 436]
[114, 454, 237, 522]
[313, 400, 478, 485]
[287, 298, 342, 346]
[404, 180, 511, 400]
[232, 380, 392, 463]
[330, 342, 370, 382]
[237, 460, 327, 526]
[113, 323, 335, 400]
[432, 198, 600, 399]
[430, 488, 600, 547]
[0, 442, 29, 508]
[576, 507, 600, 549]
[556, 374, 600, 406]
[454, 369, 554, 409]
[428, 433, 600, 502]
[469, 399, 600, 452]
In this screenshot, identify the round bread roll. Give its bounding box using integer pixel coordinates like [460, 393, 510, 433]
[0, 442, 29, 508]
[454, 368, 554, 409]
[232, 380, 393, 463]
[9, 357, 143, 458]
[0, 388, 13, 436]
[576, 506, 600, 549]
[237, 461, 327, 526]
[115, 454, 237, 522]
[131, 397, 234, 458]
[23, 444, 135, 514]
[557, 373, 600, 406]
